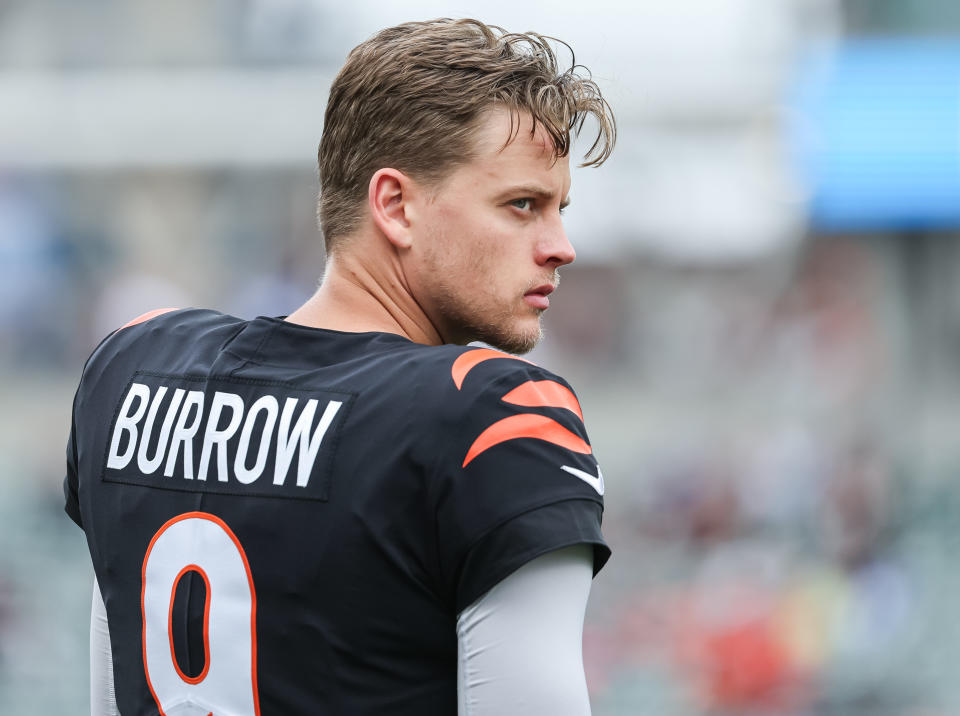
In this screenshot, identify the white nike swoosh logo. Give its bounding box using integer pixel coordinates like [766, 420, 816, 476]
[561, 464, 605, 495]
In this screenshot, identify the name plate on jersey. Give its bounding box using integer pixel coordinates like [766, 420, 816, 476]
[101, 372, 355, 501]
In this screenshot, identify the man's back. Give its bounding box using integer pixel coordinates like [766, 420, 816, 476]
[67, 309, 608, 714]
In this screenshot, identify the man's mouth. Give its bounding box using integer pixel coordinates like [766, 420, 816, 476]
[523, 284, 555, 311]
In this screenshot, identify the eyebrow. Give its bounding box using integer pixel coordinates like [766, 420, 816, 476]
[496, 185, 571, 210]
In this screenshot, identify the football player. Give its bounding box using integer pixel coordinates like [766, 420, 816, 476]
[67, 18, 616, 715]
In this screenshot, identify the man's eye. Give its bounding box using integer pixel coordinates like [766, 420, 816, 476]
[510, 198, 533, 211]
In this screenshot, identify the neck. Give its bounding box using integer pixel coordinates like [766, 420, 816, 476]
[286, 242, 444, 346]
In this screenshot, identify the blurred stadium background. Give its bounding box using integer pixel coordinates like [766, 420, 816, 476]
[3, 0, 960, 713]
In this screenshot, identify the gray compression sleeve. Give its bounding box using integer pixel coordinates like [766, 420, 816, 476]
[91, 577, 120, 716]
[456, 544, 595, 716]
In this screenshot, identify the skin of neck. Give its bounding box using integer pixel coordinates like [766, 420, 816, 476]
[286, 226, 444, 346]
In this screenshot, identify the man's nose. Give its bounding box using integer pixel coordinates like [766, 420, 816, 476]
[536, 219, 576, 267]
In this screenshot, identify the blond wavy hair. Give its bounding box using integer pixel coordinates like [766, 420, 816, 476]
[317, 18, 616, 250]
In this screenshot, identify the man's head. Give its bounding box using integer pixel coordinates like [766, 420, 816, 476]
[317, 18, 615, 250]
[316, 18, 615, 353]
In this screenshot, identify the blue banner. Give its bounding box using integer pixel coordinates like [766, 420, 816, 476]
[791, 39, 960, 231]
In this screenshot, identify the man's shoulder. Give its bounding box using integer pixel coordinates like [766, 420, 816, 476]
[408, 345, 588, 456]
[420, 347, 579, 426]
[447, 346, 570, 391]
[100, 307, 241, 347]
[407, 344, 572, 397]
[85, 307, 240, 368]
[73, 308, 244, 409]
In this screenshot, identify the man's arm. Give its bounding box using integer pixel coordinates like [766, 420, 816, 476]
[457, 545, 595, 716]
[90, 578, 119, 716]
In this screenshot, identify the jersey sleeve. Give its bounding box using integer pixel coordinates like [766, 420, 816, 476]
[64, 398, 83, 528]
[62, 328, 117, 531]
[62, 309, 182, 530]
[429, 350, 611, 613]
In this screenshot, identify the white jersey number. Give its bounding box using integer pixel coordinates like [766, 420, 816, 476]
[141, 512, 260, 715]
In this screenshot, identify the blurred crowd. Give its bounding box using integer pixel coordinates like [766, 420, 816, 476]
[543, 234, 960, 715]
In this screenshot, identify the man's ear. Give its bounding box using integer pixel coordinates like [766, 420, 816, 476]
[368, 168, 416, 249]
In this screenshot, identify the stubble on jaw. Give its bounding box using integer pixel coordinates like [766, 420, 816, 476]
[422, 242, 547, 354]
[428, 270, 545, 354]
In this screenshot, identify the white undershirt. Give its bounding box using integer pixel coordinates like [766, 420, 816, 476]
[91, 545, 595, 715]
[457, 544, 594, 716]
[90, 578, 119, 716]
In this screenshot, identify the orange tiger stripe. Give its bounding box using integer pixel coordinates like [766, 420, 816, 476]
[119, 308, 178, 331]
[451, 348, 532, 390]
[500, 380, 583, 421]
[462, 413, 591, 467]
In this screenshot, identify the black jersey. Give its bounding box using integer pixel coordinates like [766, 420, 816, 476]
[64, 309, 610, 716]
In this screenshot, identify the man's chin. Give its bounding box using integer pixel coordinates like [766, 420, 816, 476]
[478, 323, 542, 355]
[441, 307, 543, 354]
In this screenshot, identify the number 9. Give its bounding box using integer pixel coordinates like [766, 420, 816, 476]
[141, 512, 260, 715]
